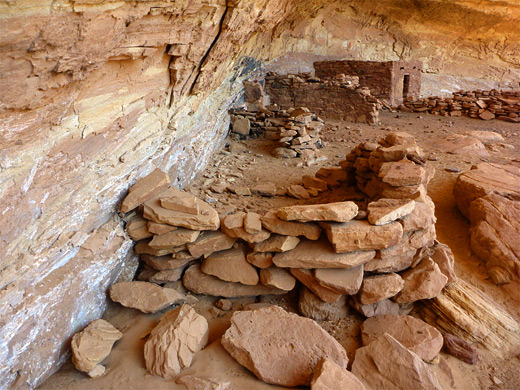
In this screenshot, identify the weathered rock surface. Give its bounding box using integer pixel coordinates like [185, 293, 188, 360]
[453, 163, 520, 219]
[443, 333, 478, 365]
[399, 197, 436, 232]
[147, 222, 178, 235]
[183, 264, 285, 298]
[430, 241, 457, 284]
[259, 267, 296, 291]
[350, 297, 400, 318]
[321, 220, 403, 252]
[361, 315, 443, 362]
[358, 273, 404, 305]
[109, 281, 185, 313]
[252, 234, 300, 252]
[120, 169, 170, 213]
[290, 268, 343, 303]
[201, 245, 259, 285]
[298, 287, 349, 321]
[367, 198, 415, 225]
[161, 196, 200, 214]
[393, 258, 448, 303]
[277, 202, 358, 223]
[314, 266, 364, 295]
[311, 358, 366, 390]
[378, 160, 426, 187]
[187, 231, 236, 258]
[144, 305, 209, 379]
[149, 228, 200, 249]
[364, 243, 416, 273]
[143, 188, 220, 231]
[468, 194, 520, 284]
[273, 237, 375, 269]
[246, 252, 274, 268]
[71, 319, 122, 375]
[244, 212, 262, 234]
[352, 333, 441, 390]
[261, 211, 322, 240]
[221, 306, 348, 387]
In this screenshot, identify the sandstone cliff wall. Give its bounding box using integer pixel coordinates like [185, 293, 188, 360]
[1, 0, 519, 388]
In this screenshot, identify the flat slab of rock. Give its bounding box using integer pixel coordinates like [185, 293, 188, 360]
[144, 304, 208, 379]
[453, 162, 520, 219]
[187, 230, 236, 258]
[367, 198, 415, 225]
[287, 184, 310, 199]
[393, 258, 448, 303]
[109, 281, 185, 313]
[436, 134, 488, 156]
[298, 286, 349, 321]
[251, 182, 277, 197]
[221, 305, 348, 387]
[361, 315, 443, 361]
[147, 221, 178, 235]
[302, 175, 329, 191]
[468, 194, 520, 285]
[244, 212, 262, 234]
[121, 169, 170, 213]
[201, 245, 259, 285]
[378, 160, 426, 187]
[252, 234, 300, 252]
[143, 187, 220, 230]
[314, 265, 363, 295]
[246, 252, 274, 268]
[358, 273, 404, 305]
[149, 228, 200, 249]
[126, 215, 153, 241]
[320, 220, 403, 252]
[141, 253, 197, 271]
[290, 268, 342, 303]
[160, 196, 200, 214]
[183, 264, 286, 297]
[71, 319, 122, 374]
[352, 333, 441, 390]
[221, 223, 271, 244]
[262, 210, 321, 240]
[277, 202, 358, 223]
[311, 358, 366, 390]
[259, 267, 296, 291]
[273, 237, 375, 269]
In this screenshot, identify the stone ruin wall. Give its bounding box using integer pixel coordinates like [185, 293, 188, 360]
[264, 73, 380, 124]
[314, 60, 422, 107]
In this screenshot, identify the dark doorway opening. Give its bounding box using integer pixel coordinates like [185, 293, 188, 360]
[403, 74, 410, 99]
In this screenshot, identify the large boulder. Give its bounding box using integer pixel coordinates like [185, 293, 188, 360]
[221, 306, 348, 387]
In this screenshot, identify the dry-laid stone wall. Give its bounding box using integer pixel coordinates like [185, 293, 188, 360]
[264, 72, 380, 124]
[115, 131, 456, 322]
[400, 89, 520, 122]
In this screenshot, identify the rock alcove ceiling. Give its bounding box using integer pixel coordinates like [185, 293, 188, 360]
[1, 0, 520, 389]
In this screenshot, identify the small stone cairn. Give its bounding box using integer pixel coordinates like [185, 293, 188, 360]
[119, 131, 456, 319]
[400, 89, 520, 122]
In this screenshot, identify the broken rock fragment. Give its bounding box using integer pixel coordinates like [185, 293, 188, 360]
[160, 196, 200, 214]
[148, 228, 200, 249]
[71, 319, 122, 376]
[311, 358, 366, 390]
[277, 201, 358, 223]
[320, 220, 403, 252]
[349, 297, 400, 318]
[221, 305, 348, 387]
[144, 304, 209, 379]
[298, 286, 349, 321]
[378, 160, 426, 187]
[361, 315, 443, 362]
[352, 333, 441, 390]
[252, 234, 300, 252]
[201, 245, 258, 285]
[367, 198, 415, 225]
[186, 230, 236, 258]
[358, 273, 404, 305]
[314, 265, 364, 295]
[259, 266, 296, 291]
[126, 215, 153, 241]
[393, 258, 448, 303]
[290, 268, 342, 303]
[120, 168, 170, 213]
[443, 333, 478, 365]
[244, 212, 262, 234]
[246, 252, 274, 268]
[109, 281, 185, 313]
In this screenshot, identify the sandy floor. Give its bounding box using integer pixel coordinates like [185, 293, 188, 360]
[39, 111, 520, 390]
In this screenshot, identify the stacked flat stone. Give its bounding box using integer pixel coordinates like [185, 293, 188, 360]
[120, 132, 456, 319]
[400, 89, 520, 122]
[229, 105, 325, 160]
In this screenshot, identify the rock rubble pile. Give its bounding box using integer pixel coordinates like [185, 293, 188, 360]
[400, 89, 520, 122]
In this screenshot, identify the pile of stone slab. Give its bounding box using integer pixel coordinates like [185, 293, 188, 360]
[117, 131, 456, 321]
[453, 162, 520, 285]
[229, 105, 325, 159]
[400, 89, 520, 122]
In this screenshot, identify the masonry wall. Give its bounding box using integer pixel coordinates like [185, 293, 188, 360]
[265, 74, 379, 124]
